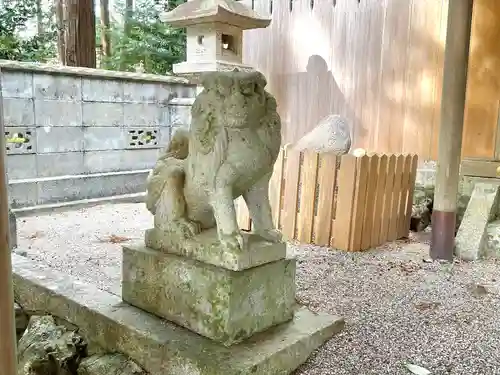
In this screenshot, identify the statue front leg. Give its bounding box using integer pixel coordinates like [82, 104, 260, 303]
[210, 185, 246, 251]
[243, 172, 282, 243]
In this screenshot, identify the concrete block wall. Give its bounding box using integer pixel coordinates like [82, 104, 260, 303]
[0, 61, 196, 208]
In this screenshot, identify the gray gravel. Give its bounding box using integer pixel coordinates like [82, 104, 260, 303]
[17, 203, 500, 375]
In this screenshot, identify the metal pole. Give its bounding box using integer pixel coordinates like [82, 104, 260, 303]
[431, 0, 474, 260]
[0, 69, 17, 374]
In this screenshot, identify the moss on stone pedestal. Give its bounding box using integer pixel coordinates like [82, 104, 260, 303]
[145, 227, 286, 271]
[122, 243, 295, 346]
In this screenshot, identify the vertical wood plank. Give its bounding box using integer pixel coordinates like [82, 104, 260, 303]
[329, 158, 341, 247]
[379, 154, 396, 244]
[349, 155, 370, 251]
[297, 151, 319, 243]
[236, 196, 251, 231]
[269, 148, 285, 228]
[461, 0, 498, 159]
[333, 155, 358, 250]
[314, 153, 337, 246]
[387, 154, 405, 241]
[281, 149, 301, 241]
[360, 155, 380, 250]
[397, 154, 413, 238]
[403, 154, 419, 237]
[370, 154, 388, 247]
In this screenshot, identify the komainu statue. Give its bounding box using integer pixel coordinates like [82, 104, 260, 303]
[146, 70, 282, 251]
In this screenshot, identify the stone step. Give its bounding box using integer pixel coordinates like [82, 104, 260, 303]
[8, 169, 149, 208]
[12, 192, 145, 217]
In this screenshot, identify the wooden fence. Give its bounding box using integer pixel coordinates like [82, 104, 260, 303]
[236, 149, 418, 251]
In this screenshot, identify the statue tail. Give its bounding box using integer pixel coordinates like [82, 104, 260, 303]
[163, 128, 190, 160]
[146, 128, 190, 214]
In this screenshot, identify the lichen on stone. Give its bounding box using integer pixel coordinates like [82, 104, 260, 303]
[17, 315, 87, 375]
[78, 353, 146, 375]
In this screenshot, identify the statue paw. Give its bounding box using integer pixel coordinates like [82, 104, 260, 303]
[171, 218, 201, 238]
[255, 229, 283, 243]
[220, 231, 247, 252]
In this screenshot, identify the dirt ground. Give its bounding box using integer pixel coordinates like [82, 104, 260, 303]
[16, 203, 500, 375]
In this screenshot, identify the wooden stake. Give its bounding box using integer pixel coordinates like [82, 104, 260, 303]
[0, 69, 17, 374]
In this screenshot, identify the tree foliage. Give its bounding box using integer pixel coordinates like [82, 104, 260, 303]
[0, 0, 57, 62]
[0, 0, 186, 75]
[102, 0, 186, 74]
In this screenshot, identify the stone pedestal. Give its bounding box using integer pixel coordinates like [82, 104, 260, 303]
[121, 228, 344, 374]
[122, 241, 296, 346]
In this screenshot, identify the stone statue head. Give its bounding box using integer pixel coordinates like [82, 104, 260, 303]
[194, 70, 270, 129]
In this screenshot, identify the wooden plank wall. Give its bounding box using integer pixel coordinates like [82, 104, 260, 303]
[462, 0, 500, 159]
[242, 0, 500, 161]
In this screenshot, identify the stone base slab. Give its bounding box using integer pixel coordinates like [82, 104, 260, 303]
[122, 243, 296, 346]
[12, 254, 345, 375]
[145, 227, 286, 271]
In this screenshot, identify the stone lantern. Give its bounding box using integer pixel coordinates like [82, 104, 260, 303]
[160, 0, 271, 79]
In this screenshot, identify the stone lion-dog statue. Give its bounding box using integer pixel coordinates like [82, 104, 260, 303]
[146, 70, 282, 252]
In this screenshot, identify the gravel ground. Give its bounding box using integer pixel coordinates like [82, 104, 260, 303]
[16, 203, 500, 375]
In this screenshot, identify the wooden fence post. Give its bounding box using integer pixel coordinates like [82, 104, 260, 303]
[269, 148, 285, 228]
[388, 155, 405, 241]
[236, 196, 251, 231]
[371, 154, 388, 247]
[403, 155, 419, 237]
[0, 69, 17, 375]
[349, 155, 370, 251]
[297, 151, 319, 243]
[314, 153, 338, 246]
[379, 154, 396, 245]
[333, 155, 358, 251]
[360, 155, 380, 250]
[397, 155, 413, 238]
[281, 149, 301, 241]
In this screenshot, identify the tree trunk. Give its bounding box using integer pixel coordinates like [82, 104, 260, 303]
[64, 0, 96, 68]
[64, 0, 78, 66]
[125, 0, 134, 36]
[120, 0, 134, 70]
[55, 0, 66, 64]
[100, 0, 111, 58]
[36, 0, 44, 35]
[77, 0, 97, 68]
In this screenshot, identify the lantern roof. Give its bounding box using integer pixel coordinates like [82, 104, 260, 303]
[160, 0, 271, 30]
